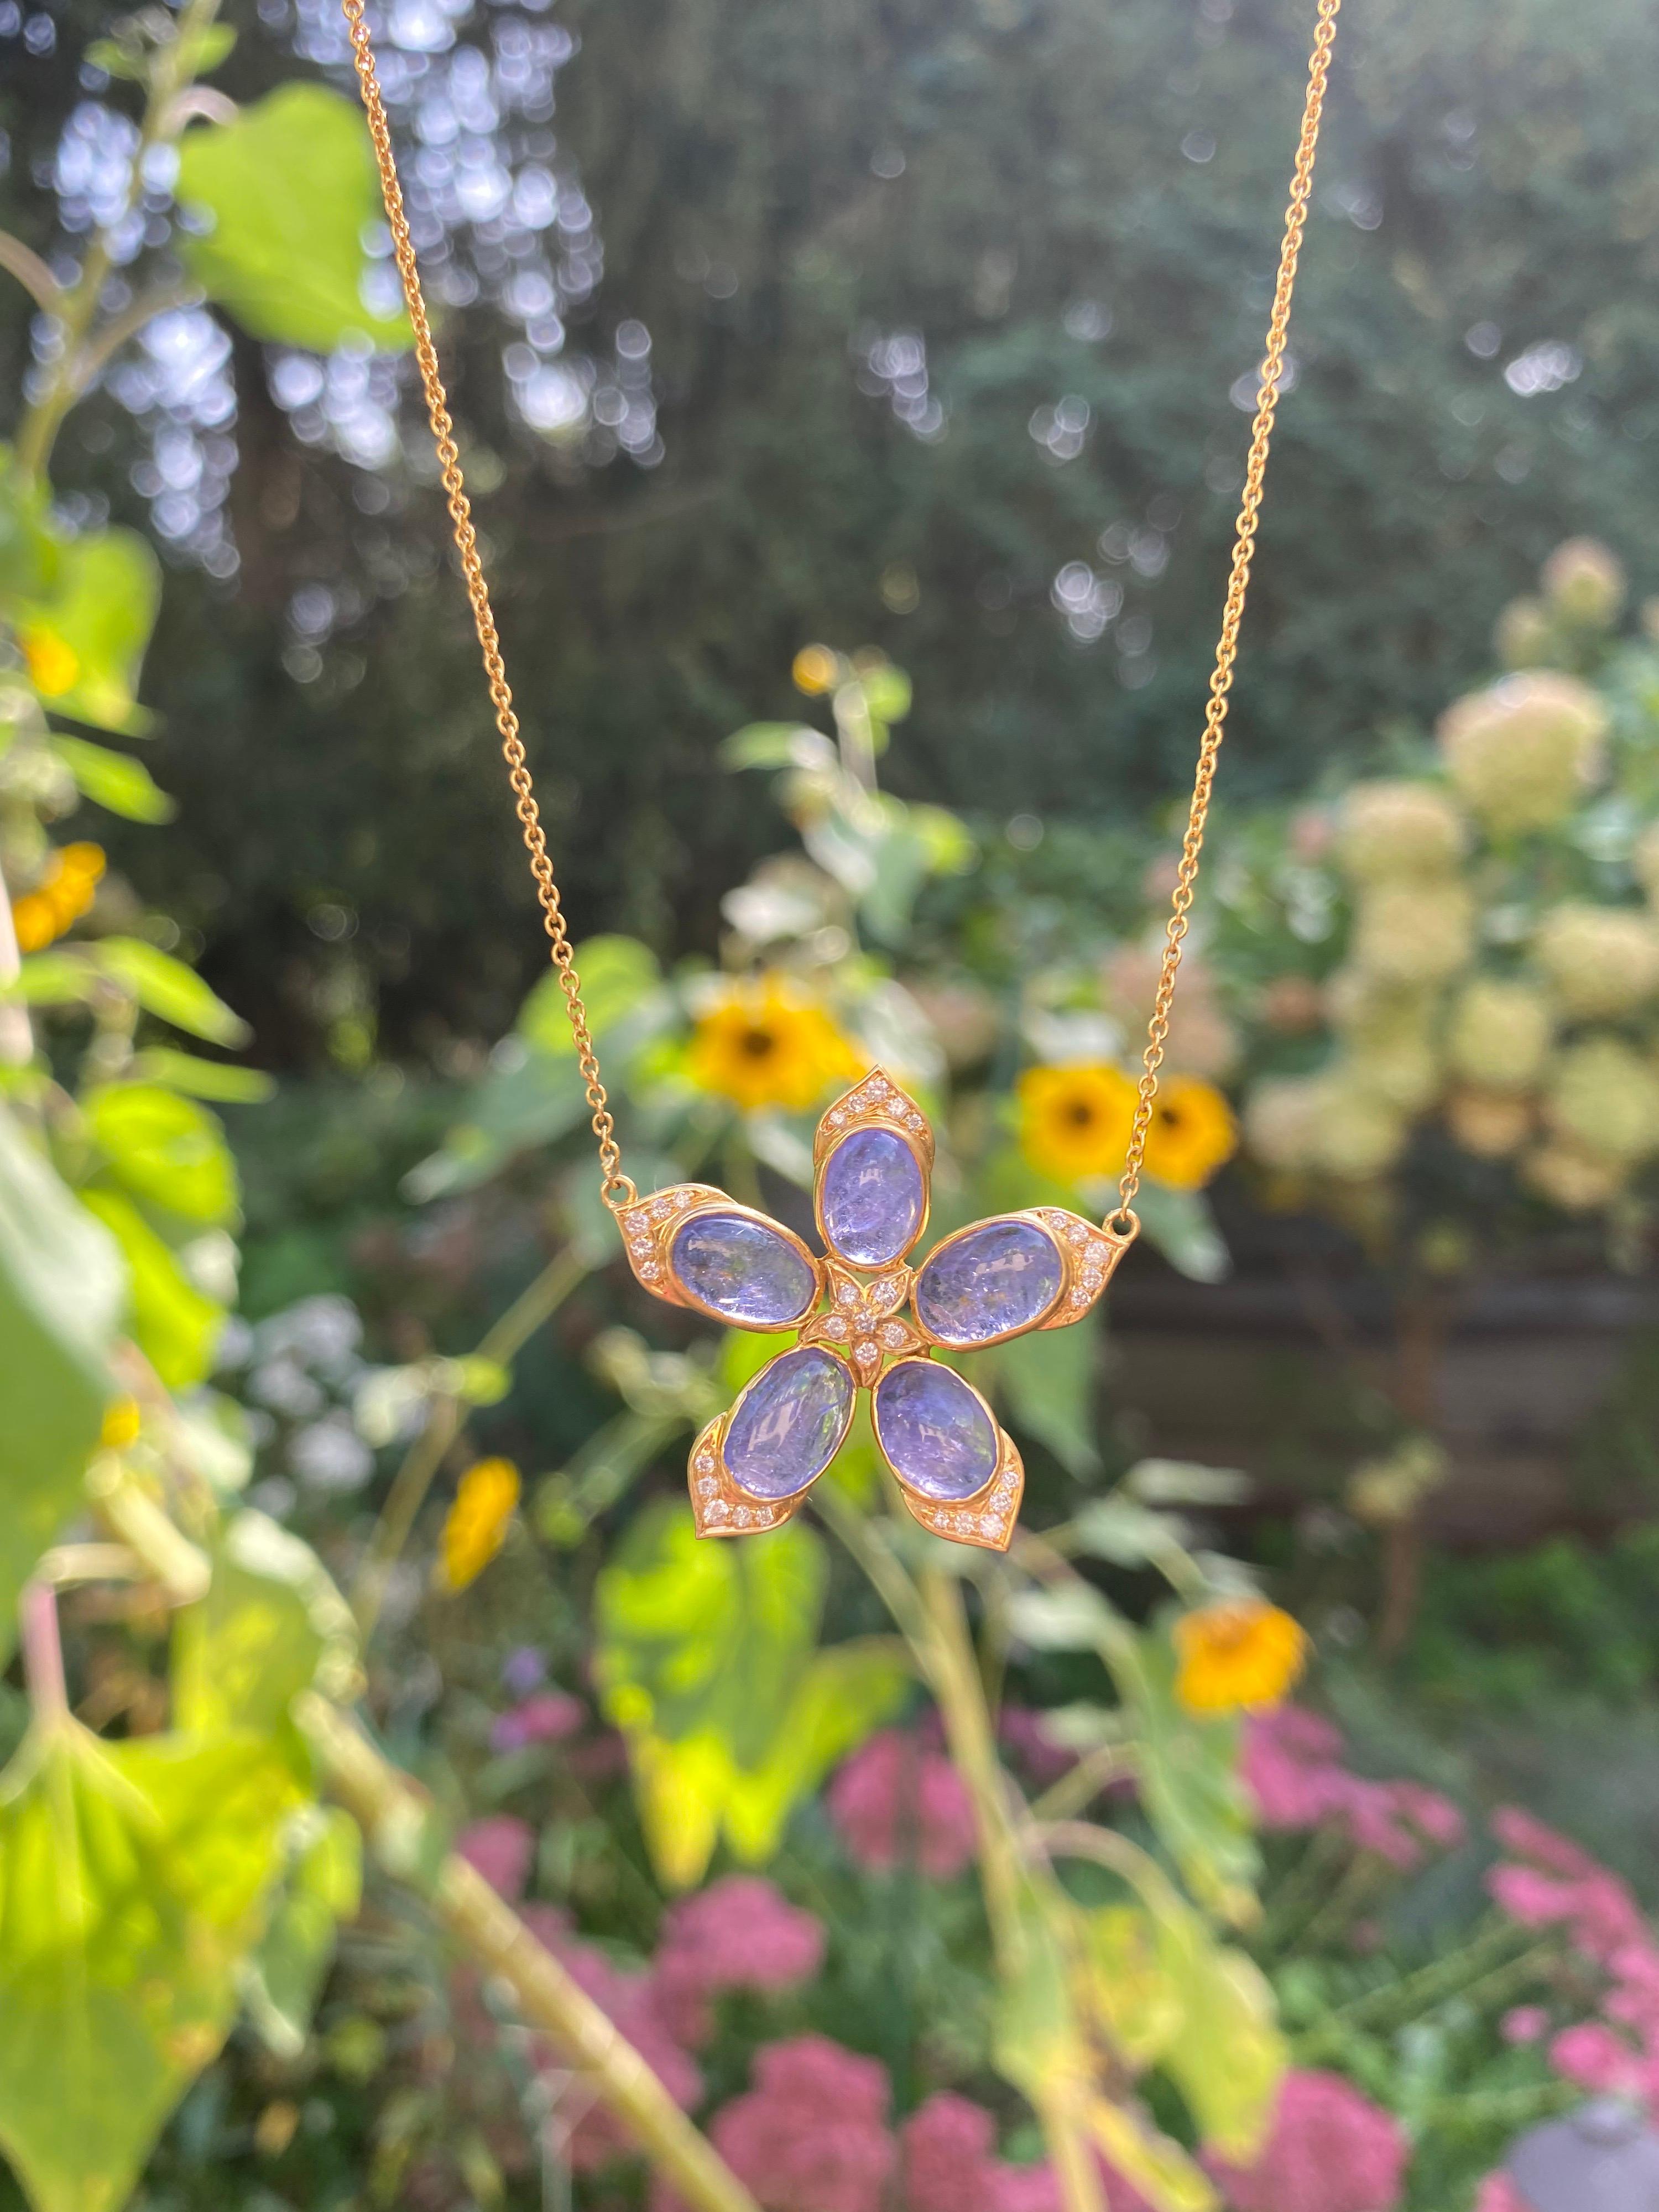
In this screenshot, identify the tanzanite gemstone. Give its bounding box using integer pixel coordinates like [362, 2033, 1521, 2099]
[725, 1345, 854, 1499]
[820, 1126, 925, 1267]
[914, 1218, 1063, 1345]
[670, 1211, 816, 1326]
[874, 1360, 999, 1500]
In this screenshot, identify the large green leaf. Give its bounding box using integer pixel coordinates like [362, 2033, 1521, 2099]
[515, 934, 662, 1054]
[0, 1106, 123, 1656]
[172, 1510, 359, 1746]
[14, 528, 159, 736]
[595, 1502, 905, 1884]
[239, 1806, 361, 2058]
[77, 1188, 222, 1391]
[90, 940, 249, 1049]
[0, 1721, 295, 2212]
[84, 1083, 239, 1229]
[174, 86, 413, 352]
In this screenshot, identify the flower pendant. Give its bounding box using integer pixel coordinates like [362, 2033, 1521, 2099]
[617, 1070, 1133, 1550]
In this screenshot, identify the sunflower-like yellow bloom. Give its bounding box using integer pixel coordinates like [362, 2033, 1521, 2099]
[1173, 1598, 1308, 1715]
[688, 976, 863, 1113]
[1141, 1075, 1239, 1190]
[1017, 1063, 1138, 1183]
[11, 841, 105, 953]
[438, 1457, 520, 1591]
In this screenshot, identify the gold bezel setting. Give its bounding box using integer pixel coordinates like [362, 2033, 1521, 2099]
[618, 1183, 823, 1330]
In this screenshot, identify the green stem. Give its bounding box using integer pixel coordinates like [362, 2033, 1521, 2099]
[12, 0, 221, 483]
[299, 1695, 760, 2212]
[352, 1244, 591, 1636]
[18, 1580, 67, 1722]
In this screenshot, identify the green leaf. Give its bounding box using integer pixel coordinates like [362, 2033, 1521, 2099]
[0, 1104, 123, 1658]
[239, 1807, 361, 2059]
[6, 953, 97, 1006]
[1154, 1907, 1284, 2161]
[128, 1048, 274, 1104]
[48, 735, 174, 823]
[515, 933, 662, 1055]
[1124, 1630, 1260, 1928]
[77, 1188, 222, 1390]
[84, 1083, 239, 1228]
[15, 527, 159, 736]
[998, 1307, 1102, 1478]
[594, 1501, 904, 1884]
[0, 1720, 296, 2212]
[172, 1510, 359, 1745]
[0, 465, 62, 601]
[719, 722, 830, 771]
[174, 87, 413, 353]
[1132, 1185, 1230, 1285]
[92, 938, 250, 1048]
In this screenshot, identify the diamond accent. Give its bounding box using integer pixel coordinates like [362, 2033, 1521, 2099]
[855, 1339, 877, 1361]
[880, 1322, 907, 1348]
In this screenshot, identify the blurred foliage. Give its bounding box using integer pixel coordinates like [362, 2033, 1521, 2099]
[7, 0, 1659, 1057]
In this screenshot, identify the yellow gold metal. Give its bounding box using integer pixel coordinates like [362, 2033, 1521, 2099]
[1113, 0, 1342, 1233]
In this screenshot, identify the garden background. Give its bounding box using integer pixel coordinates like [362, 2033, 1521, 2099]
[5, 1, 1659, 2209]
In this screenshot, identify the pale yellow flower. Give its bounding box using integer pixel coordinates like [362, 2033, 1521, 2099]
[1493, 596, 1556, 671]
[688, 976, 862, 1113]
[1532, 904, 1659, 1020]
[1311, 1070, 1410, 1181]
[1437, 672, 1608, 836]
[438, 1458, 520, 1591]
[1523, 1140, 1628, 1214]
[1347, 1037, 1441, 1114]
[1334, 780, 1465, 883]
[1540, 536, 1625, 629]
[1173, 1599, 1308, 1715]
[1446, 978, 1554, 1092]
[1350, 882, 1474, 987]
[1244, 1076, 1327, 1173]
[1546, 1036, 1659, 1164]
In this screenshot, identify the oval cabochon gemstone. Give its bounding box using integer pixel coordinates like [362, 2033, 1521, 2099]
[820, 1125, 925, 1267]
[914, 1217, 1063, 1345]
[670, 1211, 817, 1326]
[874, 1360, 998, 1500]
[726, 1345, 855, 1500]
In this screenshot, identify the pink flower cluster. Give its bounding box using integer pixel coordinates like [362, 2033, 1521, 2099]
[492, 1688, 585, 1754]
[828, 1728, 978, 1880]
[653, 1876, 828, 2047]
[1204, 2069, 1408, 2212]
[1486, 1805, 1659, 2107]
[1241, 1707, 1464, 1869]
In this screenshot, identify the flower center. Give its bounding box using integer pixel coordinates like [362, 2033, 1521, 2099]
[739, 1024, 780, 1060]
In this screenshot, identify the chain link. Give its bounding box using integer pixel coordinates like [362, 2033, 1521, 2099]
[341, 0, 1337, 1236]
[1111, 0, 1340, 1236]
[341, 0, 637, 1211]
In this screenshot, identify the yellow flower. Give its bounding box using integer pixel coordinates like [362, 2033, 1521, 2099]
[1532, 904, 1659, 1020]
[1541, 536, 1625, 629]
[438, 1457, 520, 1591]
[19, 624, 80, 700]
[99, 1397, 142, 1450]
[1447, 979, 1554, 1092]
[1018, 1063, 1137, 1183]
[11, 841, 106, 952]
[1141, 1076, 1238, 1191]
[1173, 1599, 1308, 1715]
[688, 976, 862, 1113]
[791, 644, 840, 696]
[1334, 780, 1466, 883]
[1446, 1087, 1533, 1160]
[1437, 672, 1608, 836]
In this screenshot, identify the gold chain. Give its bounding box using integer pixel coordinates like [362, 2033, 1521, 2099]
[341, 0, 1338, 1233]
[342, 0, 636, 1210]
[1113, 0, 1340, 1232]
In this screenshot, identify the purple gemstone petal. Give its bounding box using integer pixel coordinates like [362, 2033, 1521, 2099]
[874, 1360, 998, 1500]
[726, 1346, 854, 1500]
[820, 1126, 925, 1267]
[914, 1218, 1063, 1345]
[670, 1212, 816, 1326]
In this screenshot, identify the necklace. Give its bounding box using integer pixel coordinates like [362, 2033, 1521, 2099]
[342, 0, 1340, 1549]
